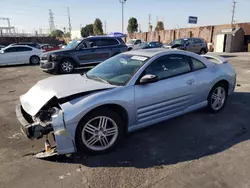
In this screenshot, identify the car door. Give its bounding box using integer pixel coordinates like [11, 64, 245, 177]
[194, 38, 203, 53]
[134, 54, 196, 125]
[185, 39, 196, 53]
[91, 38, 114, 61]
[0, 47, 18, 65]
[75, 39, 105, 65]
[15, 47, 33, 64]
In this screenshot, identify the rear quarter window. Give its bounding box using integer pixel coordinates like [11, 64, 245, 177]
[190, 57, 206, 70]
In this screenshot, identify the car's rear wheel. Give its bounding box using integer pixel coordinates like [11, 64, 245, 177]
[76, 109, 124, 154]
[60, 59, 74, 74]
[200, 48, 207, 55]
[30, 55, 40, 65]
[207, 84, 228, 113]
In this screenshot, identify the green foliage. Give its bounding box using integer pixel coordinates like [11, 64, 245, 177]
[155, 21, 165, 31]
[64, 32, 71, 38]
[127, 17, 138, 34]
[51, 30, 64, 38]
[93, 18, 104, 35]
[81, 24, 94, 38]
[149, 25, 153, 32]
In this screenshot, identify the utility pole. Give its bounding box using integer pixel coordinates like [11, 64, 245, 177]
[48, 9, 55, 33]
[104, 20, 107, 34]
[119, 0, 127, 33]
[67, 7, 72, 36]
[148, 14, 152, 32]
[231, 0, 236, 26]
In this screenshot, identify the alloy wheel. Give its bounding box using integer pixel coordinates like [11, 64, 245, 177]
[211, 86, 226, 110]
[81, 116, 119, 151]
[31, 56, 40, 64]
[61, 61, 74, 73]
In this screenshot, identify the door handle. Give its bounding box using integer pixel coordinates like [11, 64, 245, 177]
[186, 79, 195, 85]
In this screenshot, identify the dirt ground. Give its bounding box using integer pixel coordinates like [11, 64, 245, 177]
[0, 53, 250, 188]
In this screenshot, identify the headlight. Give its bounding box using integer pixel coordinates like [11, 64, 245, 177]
[50, 54, 57, 61]
[51, 107, 60, 118]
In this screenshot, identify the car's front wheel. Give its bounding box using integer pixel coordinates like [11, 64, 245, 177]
[76, 109, 124, 154]
[60, 59, 75, 74]
[207, 83, 228, 113]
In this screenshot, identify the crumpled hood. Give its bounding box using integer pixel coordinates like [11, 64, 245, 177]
[20, 74, 115, 116]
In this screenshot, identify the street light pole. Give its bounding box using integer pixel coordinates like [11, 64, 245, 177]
[119, 0, 126, 33]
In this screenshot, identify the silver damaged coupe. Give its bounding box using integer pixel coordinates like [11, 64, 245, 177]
[16, 49, 236, 156]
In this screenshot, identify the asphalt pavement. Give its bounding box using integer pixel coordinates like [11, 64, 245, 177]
[0, 53, 250, 188]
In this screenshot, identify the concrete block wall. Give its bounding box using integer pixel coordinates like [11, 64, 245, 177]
[126, 22, 250, 45]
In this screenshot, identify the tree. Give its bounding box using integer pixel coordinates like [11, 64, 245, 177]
[149, 25, 153, 32]
[64, 32, 71, 38]
[51, 29, 64, 38]
[127, 17, 138, 34]
[81, 24, 94, 38]
[93, 18, 103, 35]
[155, 21, 165, 31]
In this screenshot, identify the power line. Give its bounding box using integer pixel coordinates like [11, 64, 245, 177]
[104, 20, 107, 34]
[49, 9, 55, 32]
[67, 7, 72, 34]
[231, 0, 236, 26]
[148, 14, 152, 32]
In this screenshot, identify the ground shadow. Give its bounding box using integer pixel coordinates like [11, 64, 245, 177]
[219, 55, 238, 58]
[43, 92, 250, 168]
[0, 64, 37, 68]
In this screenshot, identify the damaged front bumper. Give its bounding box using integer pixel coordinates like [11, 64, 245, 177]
[16, 105, 53, 139]
[16, 104, 76, 156]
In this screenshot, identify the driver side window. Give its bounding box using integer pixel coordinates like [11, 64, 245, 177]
[145, 55, 191, 80]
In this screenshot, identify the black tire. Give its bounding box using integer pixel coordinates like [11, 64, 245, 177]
[128, 47, 132, 51]
[200, 48, 207, 55]
[207, 83, 228, 113]
[30, 55, 40, 65]
[75, 108, 125, 154]
[60, 59, 75, 74]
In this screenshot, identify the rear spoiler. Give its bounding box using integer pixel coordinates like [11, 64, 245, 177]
[201, 54, 228, 64]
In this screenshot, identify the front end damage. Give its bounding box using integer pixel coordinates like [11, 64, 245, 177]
[16, 97, 76, 158]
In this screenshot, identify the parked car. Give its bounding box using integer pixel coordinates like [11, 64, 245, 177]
[126, 39, 142, 51]
[40, 36, 128, 74]
[40, 44, 60, 52]
[9, 42, 41, 49]
[163, 38, 208, 54]
[132, 41, 163, 50]
[16, 48, 236, 157]
[0, 45, 43, 65]
[0, 45, 5, 50]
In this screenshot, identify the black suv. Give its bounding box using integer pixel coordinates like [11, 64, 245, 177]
[40, 36, 128, 74]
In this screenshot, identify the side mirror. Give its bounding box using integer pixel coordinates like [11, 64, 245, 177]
[89, 42, 94, 48]
[140, 74, 158, 84]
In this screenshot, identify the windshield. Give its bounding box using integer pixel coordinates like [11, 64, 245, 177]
[170, 39, 186, 46]
[126, 39, 136, 44]
[86, 54, 149, 85]
[64, 40, 81, 49]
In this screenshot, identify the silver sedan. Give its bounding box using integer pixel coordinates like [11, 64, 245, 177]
[16, 49, 236, 157]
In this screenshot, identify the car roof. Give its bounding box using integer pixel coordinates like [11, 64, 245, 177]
[124, 48, 176, 57]
[7, 45, 34, 48]
[87, 35, 121, 39]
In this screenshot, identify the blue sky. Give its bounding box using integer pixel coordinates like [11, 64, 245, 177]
[1, 0, 250, 34]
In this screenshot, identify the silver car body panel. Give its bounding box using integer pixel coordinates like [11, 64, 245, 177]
[20, 74, 115, 116]
[18, 49, 236, 155]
